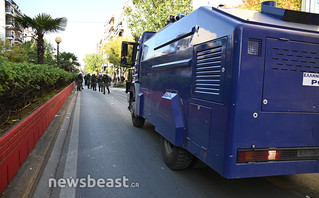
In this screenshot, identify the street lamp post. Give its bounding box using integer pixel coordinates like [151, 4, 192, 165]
[55, 37, 62, 67]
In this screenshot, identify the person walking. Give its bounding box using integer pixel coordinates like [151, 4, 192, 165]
[98, 74, 103, 92]
[85, 73, 90, 89]
[91, 73, 97, 91]
[76, 72, 83, 91]
[102, 73, 110, 94]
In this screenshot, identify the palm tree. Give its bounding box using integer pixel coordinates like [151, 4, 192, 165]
[59, 52, 81, 72]
[14, 13, 67, 64]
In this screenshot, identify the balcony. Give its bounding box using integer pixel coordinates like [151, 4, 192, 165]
[5, 7, 14, 16]
[6, 20, 14, 25]
[108, 16, 115, 24]
[15, 37, 23, 43]
[14, 26, 22, 33]
[115, 25, 124, 31]
[105, 33, 114, 42]
[6, 22, 15, 30]
[6, 34, 14, 40]
[105, 24, 115, 34]
[114, 25, 124, 37]
[106, 32, 115, 39]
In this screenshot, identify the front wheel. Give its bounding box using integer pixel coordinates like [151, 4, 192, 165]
[131, 111, 145, 127]
[161, 137, 193, 170]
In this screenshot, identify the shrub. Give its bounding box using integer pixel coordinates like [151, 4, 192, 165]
[113, 82, 125, 88]
[0, 56, 76, 118]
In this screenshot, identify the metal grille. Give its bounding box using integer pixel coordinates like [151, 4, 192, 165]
[195, 46, 222, 95]
[270, 46, 319, 73]
[248, 38, 262, 56]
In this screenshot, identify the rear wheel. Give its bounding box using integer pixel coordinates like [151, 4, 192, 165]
[161, 137, 193, 170]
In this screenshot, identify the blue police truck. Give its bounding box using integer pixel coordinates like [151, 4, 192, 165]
[121, 1, 319, 178]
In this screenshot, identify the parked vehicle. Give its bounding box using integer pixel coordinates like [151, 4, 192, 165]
[121, 1, 319, 178]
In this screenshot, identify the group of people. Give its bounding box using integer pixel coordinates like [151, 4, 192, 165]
[76, 72, 111, 94]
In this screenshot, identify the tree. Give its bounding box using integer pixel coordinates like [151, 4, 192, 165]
[83, 53, 104, 73]
[125, 0, 193, 39]
[102, 36, 135, 79]
[0, 40, 27, 62]
[21, 39, 37, 64]
[237, 0, 301, 11]
[59, 52, 80, 72]
[20, 39, 57, 65]
[1, 38, 80, 68]
[0, 40, 9, 54]
[103, 37, 130, 67]
[14, 13, 67, 64]
[43, 41, 56, 66]
[1, 38, 57, 65]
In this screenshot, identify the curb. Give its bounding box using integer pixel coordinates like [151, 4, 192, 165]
[0, 89, 76, 198]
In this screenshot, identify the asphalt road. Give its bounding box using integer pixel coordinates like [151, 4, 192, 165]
[35, 86, 318, 198]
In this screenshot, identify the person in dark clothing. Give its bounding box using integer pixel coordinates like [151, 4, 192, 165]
[91, 73, 97, 91]
[76, 72, 83, 91]
[98, 75, 103, 92]
[86, 73, 91, 89]
[102, 74, 110, 94]
[84, 74, 87, 86]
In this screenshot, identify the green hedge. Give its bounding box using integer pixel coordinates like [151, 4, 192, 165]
[113, 82, 126, 88]
[0, 56, 76, 117]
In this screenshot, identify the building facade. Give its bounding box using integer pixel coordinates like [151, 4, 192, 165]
[102, 1, 133, 45]
[0, 0, 25, 46]
[301, 0, 319, 13]
[99, 1, 133, 77]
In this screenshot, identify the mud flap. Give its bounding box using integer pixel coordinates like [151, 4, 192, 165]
[159, 92, 185, 146]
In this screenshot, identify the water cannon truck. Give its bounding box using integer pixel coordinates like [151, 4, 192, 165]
[121, 1, 319, 178]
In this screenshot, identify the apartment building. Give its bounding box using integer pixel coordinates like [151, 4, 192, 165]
[100, 1, 133, 74]
[301, 0, 319, 13]
[102, 1, 133, 45]
[0, 0, 24, 46]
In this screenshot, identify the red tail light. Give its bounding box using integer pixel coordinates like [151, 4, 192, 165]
[238, 150, 281, 163]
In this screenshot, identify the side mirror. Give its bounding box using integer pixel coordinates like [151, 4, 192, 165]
[121, 41, 138, 67]
[121, 43, 128, 57]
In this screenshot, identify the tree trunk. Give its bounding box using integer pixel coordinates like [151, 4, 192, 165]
[37, 34, 44, 64]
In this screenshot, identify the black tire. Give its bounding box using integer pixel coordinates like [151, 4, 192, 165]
[131, 111, 145, 127]
[161, 137, 193, 170]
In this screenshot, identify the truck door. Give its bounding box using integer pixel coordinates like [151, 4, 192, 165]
[140, 61, 152, 119]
